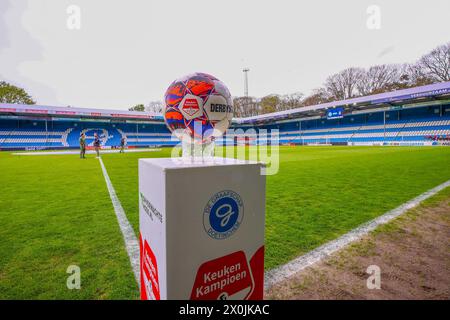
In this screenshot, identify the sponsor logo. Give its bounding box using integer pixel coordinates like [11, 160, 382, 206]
[182, 98, 200, 116]
[210, 103, 232, 113]
[203, 95, 231, 121]
[203, 190, 244, 240]
[179, 94, 203, 120]
[141, 238, 160, 300]
[190, 251, 253, 300]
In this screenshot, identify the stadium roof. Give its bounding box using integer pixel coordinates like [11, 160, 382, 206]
[0, 81, 449, 123]
[236, 81, 450, 124]
[0, 103, 163, 121]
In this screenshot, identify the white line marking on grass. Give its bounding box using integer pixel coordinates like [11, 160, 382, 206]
[264, 179, 450, 290]
[98, 157, 140, 285]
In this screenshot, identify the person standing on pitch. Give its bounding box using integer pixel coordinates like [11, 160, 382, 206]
[79, 133, 86, 159]
[120, 136, 126, 153]
[94, 133, 101, 158]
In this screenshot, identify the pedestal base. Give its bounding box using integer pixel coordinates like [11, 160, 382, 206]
[139, 157, 265, 300]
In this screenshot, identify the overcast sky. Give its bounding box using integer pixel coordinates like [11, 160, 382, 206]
[0, 0, 449, 110]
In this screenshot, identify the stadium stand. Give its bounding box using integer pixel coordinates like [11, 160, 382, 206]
[0, 119, 173, 149]
[1, 82, 449, 150]
[217, 116, 450, 147]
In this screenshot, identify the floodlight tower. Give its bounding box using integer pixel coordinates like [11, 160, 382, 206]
[243, 68, 250, 110]
[243, 68, 249, 97]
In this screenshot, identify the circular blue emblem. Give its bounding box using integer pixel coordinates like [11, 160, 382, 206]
[203, 190, 244, 240]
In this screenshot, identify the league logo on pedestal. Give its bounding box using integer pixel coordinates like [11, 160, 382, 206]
[203, 190, 244, 240]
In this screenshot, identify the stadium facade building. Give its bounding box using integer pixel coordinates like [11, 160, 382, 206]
[0, 81, 449, 150]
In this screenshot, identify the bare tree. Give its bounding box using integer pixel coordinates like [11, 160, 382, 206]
[146, 100, 164, 114]
[357, 64, 401, 95]
[233, 97, 246, 117]
[302, 88, 331, 106]
[324, 67, 364, 100]
[401, 63, 434, 87]
[233, 96, 260, 117]
[279, 92, 304, 111]
[418, 42, 450, 82]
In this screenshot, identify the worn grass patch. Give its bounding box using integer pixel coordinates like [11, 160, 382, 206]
[266, 186, 450, 300]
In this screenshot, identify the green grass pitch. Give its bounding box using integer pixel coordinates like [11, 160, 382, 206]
[0, 146, 449, 299]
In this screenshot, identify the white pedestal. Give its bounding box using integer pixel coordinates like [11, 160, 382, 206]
[139, 157, 265, 300]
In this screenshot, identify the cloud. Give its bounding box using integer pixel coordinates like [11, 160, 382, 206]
[0, 0, 57, 104]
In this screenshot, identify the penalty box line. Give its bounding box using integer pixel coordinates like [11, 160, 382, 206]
[264, 179, 450, 290]
[98, 157, 140, 285]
